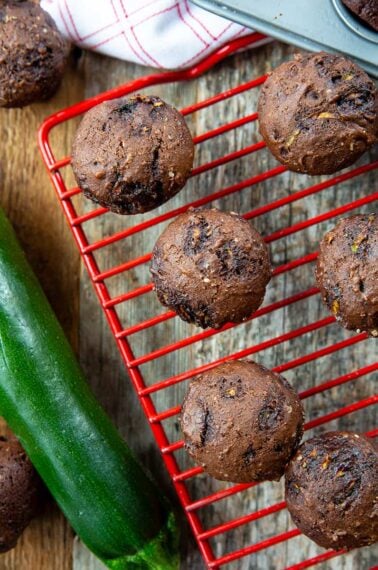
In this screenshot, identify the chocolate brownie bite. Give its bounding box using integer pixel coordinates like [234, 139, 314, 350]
[0, 0, 69, 108]
[0, 436, 42, 552]
[150, 208, 271, 329]
[342, 0, 378, 31]
[285, 432, 378, 550]
[71, 94, 194, 215]
[180, 360, 304, 483]
[258, 52, 377, 175]
[316, 214, 378, 336]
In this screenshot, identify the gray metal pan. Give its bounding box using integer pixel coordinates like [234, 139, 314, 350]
[192, 0, 378, 77]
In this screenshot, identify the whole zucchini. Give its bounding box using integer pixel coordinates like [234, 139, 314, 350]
[0, 208, 178, 570]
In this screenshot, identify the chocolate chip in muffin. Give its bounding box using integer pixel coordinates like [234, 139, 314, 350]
[150, 208, 271, 329]
[71, 94, 194, 215]
[0, 0, 69, 108]
[285, 431, 378, 550]
[316, 213, 378, 336]
[258, 52, 377, 175]
[180, 360, 304, 483]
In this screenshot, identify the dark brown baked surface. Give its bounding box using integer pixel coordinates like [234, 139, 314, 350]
[342, 0, 378, 31]
[150, 208, 271, 329]
[285, 431, 378, 550]
[316, 213, 378, 336]
[71, 94, 194, 215]
[180, 360, 304, 483]
[0, 0, 69, 108]
[258, 52, 377, 175]
[0, 436, 42, 552]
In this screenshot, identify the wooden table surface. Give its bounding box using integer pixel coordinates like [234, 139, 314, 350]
[0, 40, 376, 570]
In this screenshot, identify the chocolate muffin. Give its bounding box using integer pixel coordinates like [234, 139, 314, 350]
[342, 0, 378, 31]
[316, 214, 378, 336]
[180, 360, 304, 483]
[150, 208, 271, 329]
[0, 0, 69, 108]
[0, 435, 42, 552]
[285, 432, 378, 550]
[71, 94, 194, 215]
[258, 52, 377, 175]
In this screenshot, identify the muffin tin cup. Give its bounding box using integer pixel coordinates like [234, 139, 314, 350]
[193, 0, 378, 77]
[331, 0, 378, 43]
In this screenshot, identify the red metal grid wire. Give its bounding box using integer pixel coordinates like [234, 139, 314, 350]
[38, 33, 377, 569]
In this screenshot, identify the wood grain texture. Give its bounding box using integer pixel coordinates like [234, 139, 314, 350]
[0, 41, 376, 570]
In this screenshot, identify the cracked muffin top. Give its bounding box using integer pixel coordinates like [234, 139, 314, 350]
[150, 208, 271, 329]
[71, 94, 194, 215]
[0, 0, 69, 108]
[341, 0, 378, 31]
[316, 213, 378, 337]
[285, 431, 378, 550]
[180, 359, 304, 483]
[0, 436, 43, 552]
[258, 52, 377, 175]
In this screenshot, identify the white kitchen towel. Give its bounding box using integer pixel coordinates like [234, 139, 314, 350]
[41, 0, 257, 69]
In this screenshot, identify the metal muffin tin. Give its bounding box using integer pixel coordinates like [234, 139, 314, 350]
[193, 0, 378, 77]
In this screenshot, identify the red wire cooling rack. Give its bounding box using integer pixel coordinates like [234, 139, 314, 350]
[38, 33, 377, 569]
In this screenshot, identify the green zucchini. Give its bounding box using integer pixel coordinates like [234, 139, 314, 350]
[0, 207, 178, 570]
